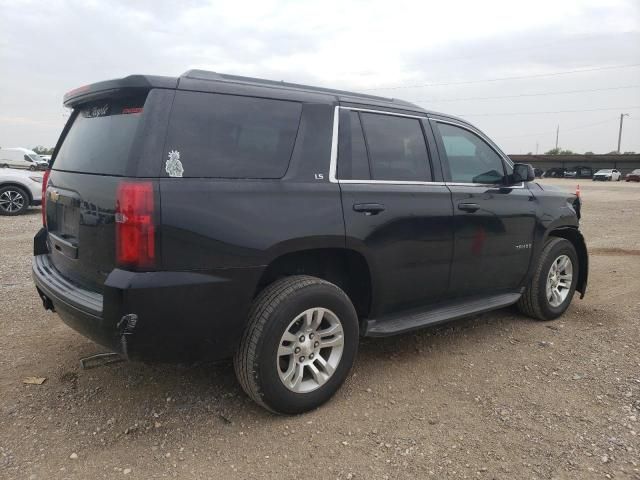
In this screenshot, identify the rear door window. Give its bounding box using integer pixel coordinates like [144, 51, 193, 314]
[53, 96, 147, 176]
[359, 112, 431, 181]
[165, 91, 302, 178]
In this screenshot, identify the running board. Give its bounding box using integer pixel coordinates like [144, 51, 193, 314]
[363, 292, 522, 337]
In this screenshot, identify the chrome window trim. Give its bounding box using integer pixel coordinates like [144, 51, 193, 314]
[328, 106, 526, 188]
[329, 105, 340, 182]
[329, 105, 439, 185]
[339, 106, 427, 120]
[446, 181, 526, 189]
[339, 179, 446, 186]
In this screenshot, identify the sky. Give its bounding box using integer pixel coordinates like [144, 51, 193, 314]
[0, 0, 639, 154]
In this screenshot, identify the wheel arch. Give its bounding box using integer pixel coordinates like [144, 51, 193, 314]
[256, 247, 373, 320]
[546, 226, 588, 298]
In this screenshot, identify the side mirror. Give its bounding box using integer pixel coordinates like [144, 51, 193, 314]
[512, 163, 535, 183]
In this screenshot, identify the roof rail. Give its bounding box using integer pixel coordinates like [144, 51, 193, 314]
[180, 69, 419, 108]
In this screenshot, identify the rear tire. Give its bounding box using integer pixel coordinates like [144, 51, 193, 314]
[0, 185, 29, 215]
[517, 238, 578, 321]
[234, 275, 359, 414]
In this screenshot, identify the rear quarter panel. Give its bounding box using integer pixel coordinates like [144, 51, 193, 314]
[158, 102, 345, 271]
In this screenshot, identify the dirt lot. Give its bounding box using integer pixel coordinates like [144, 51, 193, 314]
[1, 178, 639, 480]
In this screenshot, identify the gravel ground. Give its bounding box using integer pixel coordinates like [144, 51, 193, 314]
[1, 178, 639, 480]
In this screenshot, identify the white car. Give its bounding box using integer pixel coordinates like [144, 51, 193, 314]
[0, 147, 49, 171]
[593, 169, 622, 181]
[0, 168, 43, 215]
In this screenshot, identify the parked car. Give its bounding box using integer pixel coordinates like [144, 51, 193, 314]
[39, 154, 52, 165]
[534, 168, 544, 178]
[564, 166, 593, 179]
[0, 147, 49, 171]
[32, 71, 589, 414]
[543, 167, 566, 178]
[0, 168, 43, 215]
[625, 169, 640, 182]
[593, 169, 622, 181]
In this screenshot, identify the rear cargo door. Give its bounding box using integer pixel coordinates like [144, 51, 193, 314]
[45, 89, 172, 290]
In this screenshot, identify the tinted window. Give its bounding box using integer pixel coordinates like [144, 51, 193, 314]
[165, 92, 302, 178]
[359, 113, 430, 181]
[338, 111, 370, 180]
[53, 96, 147, 175]
[437, 123, 505, 184]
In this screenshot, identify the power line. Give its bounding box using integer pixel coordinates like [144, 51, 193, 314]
[457, 105, 640, 117]
[406, 33, 606, 66]
[364, 63, 640, 91]
[495, 117, 620, 139]
[413, 85, 640, 103]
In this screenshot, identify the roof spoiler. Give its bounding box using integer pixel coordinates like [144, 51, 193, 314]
[63, 75, 178, 107]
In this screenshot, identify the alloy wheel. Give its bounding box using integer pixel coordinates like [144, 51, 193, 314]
[0, 189, 25, 213]
[277, 307, 344, 393]
[546, 254, 573, 307]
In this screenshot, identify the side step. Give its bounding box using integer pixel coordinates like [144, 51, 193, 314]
[363, 292, 522, 337]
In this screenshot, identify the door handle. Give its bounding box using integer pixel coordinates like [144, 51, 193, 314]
[458, 202, 480, 213]
[353, 203, 385, 215]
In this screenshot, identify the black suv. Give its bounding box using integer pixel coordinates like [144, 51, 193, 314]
[32, 71, 588, 414]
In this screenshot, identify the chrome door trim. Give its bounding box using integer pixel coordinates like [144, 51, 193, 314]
[329, 105, 340, 183]
[339, 179, 446, 186]
[328, 105, 526, 188]
[446, 181, 526, 189]
[329, 105, 441, 186]
[339, 106, 427, 120]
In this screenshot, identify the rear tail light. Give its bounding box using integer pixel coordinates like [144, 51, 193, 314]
[41, 169, 51, 226]
[115, 181, 156, 268]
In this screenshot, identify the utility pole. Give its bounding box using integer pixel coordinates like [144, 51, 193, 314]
[555, 125, 559, 150]
[535, 141, 539, 155]
[617, 113, 629, 154]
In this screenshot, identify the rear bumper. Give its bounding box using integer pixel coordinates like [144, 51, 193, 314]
[32, 252, 263, 361]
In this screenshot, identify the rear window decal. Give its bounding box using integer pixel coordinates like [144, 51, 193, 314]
[165, 150, 184, 177]
[82, 104, 109, 118]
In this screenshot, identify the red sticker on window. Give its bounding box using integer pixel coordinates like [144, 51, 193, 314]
[122, 107, 143, 115]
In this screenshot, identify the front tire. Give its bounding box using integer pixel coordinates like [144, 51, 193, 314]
[0, 185, 29, 215]
[517, 238, 578, 321]
[234, 275, 359, 414]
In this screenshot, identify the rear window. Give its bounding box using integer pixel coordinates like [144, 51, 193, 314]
[53, 96, 147, 176]
[164, 91, 302, 178]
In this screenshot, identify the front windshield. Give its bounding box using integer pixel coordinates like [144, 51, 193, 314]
[597, 169, 612, 174]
